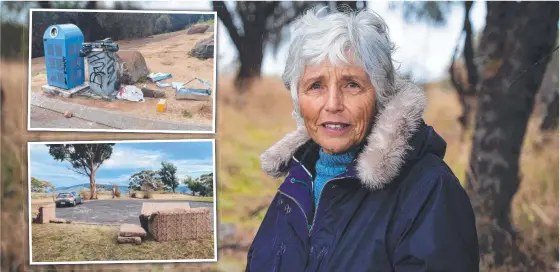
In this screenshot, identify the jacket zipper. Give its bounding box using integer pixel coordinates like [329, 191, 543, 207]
[278, 189, 309, 225]
[308, 176, 347, 237]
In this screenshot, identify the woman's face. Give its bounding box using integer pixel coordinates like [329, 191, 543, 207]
[298, 58, 376, 154]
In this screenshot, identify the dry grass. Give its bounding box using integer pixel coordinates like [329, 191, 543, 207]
[31, 224, 215, 262]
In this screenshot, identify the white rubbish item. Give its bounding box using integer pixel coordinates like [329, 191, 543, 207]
[171, 82, 184, 90]
[156, 82, 171, 88]
[117, 85, 144, 102]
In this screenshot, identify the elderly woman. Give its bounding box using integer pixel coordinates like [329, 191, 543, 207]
[246, 8, 479, 272]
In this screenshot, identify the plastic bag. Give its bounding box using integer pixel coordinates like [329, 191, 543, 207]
[117, 85, 144, 102]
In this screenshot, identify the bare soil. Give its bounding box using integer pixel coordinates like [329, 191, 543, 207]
[30, 30, 214, 126]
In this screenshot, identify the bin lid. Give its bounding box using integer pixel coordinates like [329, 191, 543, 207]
[43, 24, 83, 40]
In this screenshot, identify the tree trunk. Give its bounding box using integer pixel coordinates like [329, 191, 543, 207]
[466, 1, 558, 269]
[457, 1, 477, 133]
[236, 43, 264, 90]
[89, 171, 97, 200]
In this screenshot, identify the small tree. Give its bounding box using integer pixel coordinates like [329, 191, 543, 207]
[129, 170, 159, 193]
[159, 161, 179, 193]
[199, 172, 214, 196]
[30, 177, 55, 193]
[155, 14, 172, 34]
[183, 173, 213, 196]
[47, 144, 114, 200]
[183, 176, 197, 196]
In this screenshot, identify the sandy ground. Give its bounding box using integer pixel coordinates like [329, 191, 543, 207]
[30, 29, 214, 127]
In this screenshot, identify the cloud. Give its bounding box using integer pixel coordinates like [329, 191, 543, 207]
[96, 174, 131, 186]
[170, 159, 214, 179]
[103, 147, 166, 170]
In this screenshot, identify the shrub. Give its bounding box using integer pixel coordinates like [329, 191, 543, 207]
[114, 191, 121, 198]
[80, 190, 91, 200]
[131, 192, 137, 198]
[143, 191, 153, 199]
[182, 110, 193, 118]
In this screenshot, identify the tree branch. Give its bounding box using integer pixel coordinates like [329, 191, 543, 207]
[213, 1, 243, 50]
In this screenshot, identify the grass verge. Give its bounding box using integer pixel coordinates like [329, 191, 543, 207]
[31, 224, 215, 262]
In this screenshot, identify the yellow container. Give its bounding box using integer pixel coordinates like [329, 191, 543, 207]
[157, 99, 166, 113]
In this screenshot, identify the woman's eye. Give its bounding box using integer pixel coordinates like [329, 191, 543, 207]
[346, 81, 359, 88]
[310, 82, 322, 89]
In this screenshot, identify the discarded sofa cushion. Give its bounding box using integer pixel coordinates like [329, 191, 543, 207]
[186, 24, 210, 34]
[117, 235, 142, 245]
[189, 37, 214, 60]
[139, 202, 192, 233]
[148, 207, 212, 242]
[120, 223, 147, 237]
[116, 50, 150, 85]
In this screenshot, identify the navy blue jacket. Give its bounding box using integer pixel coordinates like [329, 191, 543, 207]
[248, 84, 479, 271]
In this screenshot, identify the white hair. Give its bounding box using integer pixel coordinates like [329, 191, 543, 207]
[282, 7, 397, 126]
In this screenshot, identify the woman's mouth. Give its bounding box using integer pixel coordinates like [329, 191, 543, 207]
[320, 122, 351, 135]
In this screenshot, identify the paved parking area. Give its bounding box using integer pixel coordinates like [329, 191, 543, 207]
[56, 199, 214, 227]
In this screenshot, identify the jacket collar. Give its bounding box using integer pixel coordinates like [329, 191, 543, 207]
[260, 78, 427, 191]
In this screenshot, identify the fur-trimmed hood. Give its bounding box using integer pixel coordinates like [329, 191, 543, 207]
[260, 79, 444, 191]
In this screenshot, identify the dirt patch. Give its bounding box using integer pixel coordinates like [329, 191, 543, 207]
[29, 30, 214, 126]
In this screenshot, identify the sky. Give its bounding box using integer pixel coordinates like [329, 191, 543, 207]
[28, 141, 214, 188]
[137, 0, 487, 83]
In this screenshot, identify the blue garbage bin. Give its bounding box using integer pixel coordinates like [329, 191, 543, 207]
[43, 24, 85, 89]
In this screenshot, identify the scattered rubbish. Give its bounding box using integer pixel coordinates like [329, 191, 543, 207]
[117, 85, 144, 102]
[196, 77, 212, 87]
[174, 77, 212, 101]
[176, 88, 212, 101]
[157, 99, 166, 112]
[141, 87, 166, 98]
[156, 82, 171, 88]
[63, 111, 73, 118]
[171, 82, 185, 90]
[147, 72, 172, 82]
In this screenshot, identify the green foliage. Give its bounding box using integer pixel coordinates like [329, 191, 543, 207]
[136, 76, 148, 83]
[47, 144, 114, 177]
[155, 14, 172, 33]
[30, 177, 55, 193]
[198, 18, 215, 26]
[159, 161, 179, 193]
[183, 173, 213, 196]
[47, 144, 114, 199]
[128, 170, 161, 192]
[182, 110, 193, 118]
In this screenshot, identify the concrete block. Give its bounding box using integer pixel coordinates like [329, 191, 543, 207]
[42, 83, 90, 98]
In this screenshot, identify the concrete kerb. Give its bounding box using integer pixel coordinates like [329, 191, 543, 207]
[30, 92, 212, 131]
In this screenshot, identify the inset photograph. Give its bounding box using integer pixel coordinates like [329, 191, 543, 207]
[28, 139, 216, 264]
[28, 9, 216, 133]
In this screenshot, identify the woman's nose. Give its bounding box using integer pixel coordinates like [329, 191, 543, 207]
[325, 86, 344, 113]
